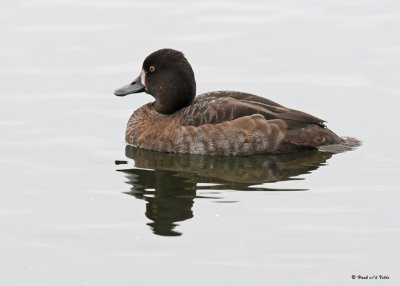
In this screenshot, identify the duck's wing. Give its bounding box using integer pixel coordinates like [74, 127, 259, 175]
[199, 91, 285, 107]
[179, 91, 325, 129]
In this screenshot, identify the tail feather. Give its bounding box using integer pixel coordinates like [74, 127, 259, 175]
[318, 137, 361, 153]
[284, 124, 361, 154]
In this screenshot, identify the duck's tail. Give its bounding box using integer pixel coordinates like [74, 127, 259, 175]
[284, 125, 361, 154]
[317, 136, 362, 153]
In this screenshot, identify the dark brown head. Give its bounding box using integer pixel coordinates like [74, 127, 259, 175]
[114, 49, 196, 114]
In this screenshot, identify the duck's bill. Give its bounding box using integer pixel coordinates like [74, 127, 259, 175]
[114, 75, 145, 96]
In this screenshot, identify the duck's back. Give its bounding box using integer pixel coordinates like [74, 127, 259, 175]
[126, 91, 348, 156]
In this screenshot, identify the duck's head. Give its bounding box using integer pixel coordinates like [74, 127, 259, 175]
[114, 49, 196, 114]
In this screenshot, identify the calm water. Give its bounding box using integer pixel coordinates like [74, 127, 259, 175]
[1, 0, 399, 285]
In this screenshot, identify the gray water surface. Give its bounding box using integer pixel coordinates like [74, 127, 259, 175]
[1, 0, 399, 285]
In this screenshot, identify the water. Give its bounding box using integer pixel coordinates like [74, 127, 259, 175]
[1, 0, 399, 285]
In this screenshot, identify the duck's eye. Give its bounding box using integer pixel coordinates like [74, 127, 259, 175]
[149, 66, 156, 73]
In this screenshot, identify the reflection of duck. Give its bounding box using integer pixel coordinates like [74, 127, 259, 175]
[117, 146, 333, 236]
[115, 48, 360, 155]
[122, 167, 196, 236]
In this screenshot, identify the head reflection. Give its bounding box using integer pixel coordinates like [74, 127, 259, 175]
[117, 146, 332, 236]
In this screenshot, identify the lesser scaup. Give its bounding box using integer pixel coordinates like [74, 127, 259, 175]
[114, 48, 358, 155]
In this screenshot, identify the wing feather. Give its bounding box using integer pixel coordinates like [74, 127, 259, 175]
[178, 91, 325, 129]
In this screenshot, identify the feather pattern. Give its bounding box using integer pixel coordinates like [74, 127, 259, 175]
[125, 91, 346, 156]
[178, 91, 325, 129]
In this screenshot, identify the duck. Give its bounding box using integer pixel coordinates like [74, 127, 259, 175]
[114, 48, 356, 156]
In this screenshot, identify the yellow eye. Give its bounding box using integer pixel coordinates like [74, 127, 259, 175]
[149, 66, 156, 73]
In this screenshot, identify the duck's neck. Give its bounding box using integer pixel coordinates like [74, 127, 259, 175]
[153, 80, 196, 114]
